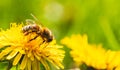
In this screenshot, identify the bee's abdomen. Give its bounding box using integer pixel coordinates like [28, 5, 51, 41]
[42, 28, 53, 42]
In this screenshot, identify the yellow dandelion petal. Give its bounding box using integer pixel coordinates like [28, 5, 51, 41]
[33, 52, 41, 60]
[39, 42, 48, 49]
[27, 59, 32, 70]
[43, 50, 64, 69]
[108, 52, 120, 69]
[20, 55, 28, 69]
[115, 66, 120, 70]
[36, 51, 42, 56]
[106, 50, 117, 64]
[6, 50, 18, 60]
[13, 53, 22, 65]
[40, 58, 50, 70]
[0, 47, 13, 59]
[15, 47, 25, 54]
[27, 50, 32, 57]
[30, 53, 34, 61]
[54, 60, 64, 69]
[45, 57, 60, 69]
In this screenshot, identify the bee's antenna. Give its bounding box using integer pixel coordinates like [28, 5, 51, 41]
[30, 13, 39, 21]
[30, 13, 43, 26]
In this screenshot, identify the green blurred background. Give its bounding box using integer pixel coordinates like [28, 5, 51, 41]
[0, 0, 120, 70]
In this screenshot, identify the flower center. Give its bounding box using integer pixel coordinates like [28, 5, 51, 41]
[23, 33, 44, 51]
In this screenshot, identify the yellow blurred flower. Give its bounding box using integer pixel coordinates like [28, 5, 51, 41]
[106, 50, 120, 70]
[0, 23, 65, 70]
[61, 34, 120, 70]
[61, 34, 88, 66]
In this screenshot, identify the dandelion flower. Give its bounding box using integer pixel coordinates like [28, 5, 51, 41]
[61, 34, 107, 69]
[0, 23, 65, 70]
[61, 34, 120, 70]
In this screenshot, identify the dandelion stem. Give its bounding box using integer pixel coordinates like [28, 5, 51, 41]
[6, 61, 12, 70]
[16, 65, 18, 70]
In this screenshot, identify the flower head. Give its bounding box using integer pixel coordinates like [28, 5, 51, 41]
[0, 23, 65, 70]
[61, 34, 88, 65]
[61, 34, 120, 70]
[61, 34, 107, 69]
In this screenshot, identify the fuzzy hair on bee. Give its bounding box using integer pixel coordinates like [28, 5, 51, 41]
[22, 19, 53, 43]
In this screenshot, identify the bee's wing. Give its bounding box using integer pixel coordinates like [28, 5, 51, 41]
[25, 18, 43, 27]
[26, 19, 36, 25]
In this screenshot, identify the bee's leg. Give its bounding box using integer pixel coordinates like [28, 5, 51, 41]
[24, 31, 33, 36]
[41, 39, 50, 48]
[42, 39, 45, 44]
[28, 35, 39, 42]
[39, 38, 45, 46]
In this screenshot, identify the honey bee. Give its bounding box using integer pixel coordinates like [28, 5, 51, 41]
[22, 19, 53, 43]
